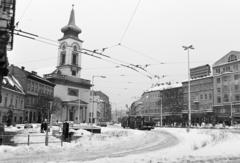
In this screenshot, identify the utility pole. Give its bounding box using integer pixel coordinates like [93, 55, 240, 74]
[182, 45, 194, 132]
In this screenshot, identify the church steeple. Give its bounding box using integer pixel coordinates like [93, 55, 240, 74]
[57, 5, 83, 77]
[60, 5, 82, 40]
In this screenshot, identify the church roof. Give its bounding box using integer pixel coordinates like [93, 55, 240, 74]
[63, 99, 88, 105]
[61, 6, 81, 39]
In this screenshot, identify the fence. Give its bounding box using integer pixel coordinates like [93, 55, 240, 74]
[0, 130, 77, 146]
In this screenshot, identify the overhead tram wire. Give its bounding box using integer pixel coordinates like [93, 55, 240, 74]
[15, 0, 33, 28]
[119, 0, 142, 43]
[14, 29, 154, 79]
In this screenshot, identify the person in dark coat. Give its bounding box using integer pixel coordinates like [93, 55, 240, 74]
[62, 120, 69, 141]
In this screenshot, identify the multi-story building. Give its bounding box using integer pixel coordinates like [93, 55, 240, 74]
[92, 91, 111, 122]
[141, 90, 161, 118]
[129, 100, 143, 116]
[212, 51, 240, 124]
[45, 7, 91, 123]
[9, 65, 55, 123]
[141, 83, 183, 125]
[161, 85, 183, 125]
[0, 75, 25, 124]
[182, 76, 214, 125]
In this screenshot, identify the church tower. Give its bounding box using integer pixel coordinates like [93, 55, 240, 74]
[57, 6, 82, 77]
[45, 5, 91, 124]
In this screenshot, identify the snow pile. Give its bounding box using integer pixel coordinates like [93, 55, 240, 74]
[82, 128, 240, 163]
[69, 128, 91, 136]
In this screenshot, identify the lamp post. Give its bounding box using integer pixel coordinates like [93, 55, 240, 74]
[182, 45, 194, 131]
[160, 95, 163, 127]
[91, 75, 106, 126]
[229, 81, 233, 126]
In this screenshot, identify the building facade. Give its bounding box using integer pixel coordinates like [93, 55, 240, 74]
[0, 75, 24, 124]
[141, 90, 161, 118]
[212, 51, 240, 124]
[9, 65, 55, 123]
[161, 86, 183, 125]
[92, 91, 111, 122]
[45, 7, 91, 123]
[182, 76, 214, 125]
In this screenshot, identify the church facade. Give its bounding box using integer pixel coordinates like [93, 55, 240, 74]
[45, 7, 91, 123]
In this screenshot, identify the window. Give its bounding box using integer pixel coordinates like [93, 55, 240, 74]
[235, 95, 240, 101]
[223, 76, 229, 82]
[15, 96, 18, 108]
[73, 45, 78, 51]
[226, 66, 231, 72]
[72, 70, 76, 76]
[222, 86, 227, 92]
[35, 83, 38, 93]
[215, 68, 220, 74]
[217, 97, 221, 103]
[220, 108, 225, 113]
[60, 52, 66, 65]
[209, 93, 212, 100]
[27, 80, 31, 91]
[217, 88, 221, 93]
[234, 64, 238, 71]
[234, 74, 240, 80]
[223, 94, 229, 102]
[235, 85, 239, 91]
[10, 95, 13, 105]
[216, 78, 221, 84]
[68, 88, 79, 96]
[72, 53, 78, 65]
[4, 96, 8, 107]
[31, 81, 34, 92]
[200, 94, 203, 100]
[205, 94, 208, 99]
[228, 54, 237, 62]
[62, 44, 66, 50]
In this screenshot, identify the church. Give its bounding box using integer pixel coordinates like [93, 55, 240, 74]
[44, 6, 92, 123]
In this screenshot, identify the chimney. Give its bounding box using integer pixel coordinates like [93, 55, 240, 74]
[21, 66, 25, 70]
[31, 71, 37, 75]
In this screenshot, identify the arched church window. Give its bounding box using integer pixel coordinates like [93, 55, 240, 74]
[228, 55, 237, 62]
[62, 45, 66, 50]
[72, 52, 78, 65]
[73, 45, 78, 52]
[60, 51, 66, 65]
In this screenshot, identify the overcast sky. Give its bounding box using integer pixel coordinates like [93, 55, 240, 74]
[8, 0, 240, 110]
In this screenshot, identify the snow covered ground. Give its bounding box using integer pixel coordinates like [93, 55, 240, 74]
[1, 125, 240, 163]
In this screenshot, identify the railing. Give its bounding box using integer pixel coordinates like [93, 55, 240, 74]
[0, 131, 79, 146]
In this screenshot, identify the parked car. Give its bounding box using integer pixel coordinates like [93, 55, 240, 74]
[24, 123, 33, 129]
[97, 121, 107, 127]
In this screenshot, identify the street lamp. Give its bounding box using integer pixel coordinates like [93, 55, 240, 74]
[182, 45, 194, 132]
[160, 94, 163, 127]
[91, 75, 106, 126]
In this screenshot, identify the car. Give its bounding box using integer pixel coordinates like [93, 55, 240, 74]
[24, 123, 33, 129]
[97, 121, 107, 127]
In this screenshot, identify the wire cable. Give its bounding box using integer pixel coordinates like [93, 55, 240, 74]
[119, 0, 142, 43]
[15, 0, 33, 28]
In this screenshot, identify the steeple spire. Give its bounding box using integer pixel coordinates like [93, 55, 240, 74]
[61, 5, 82, 40]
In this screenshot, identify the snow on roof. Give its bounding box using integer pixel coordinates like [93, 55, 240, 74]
[2, 75, 25, 94]
[182, 75, 213, 83]
[146, 82, 182, 92]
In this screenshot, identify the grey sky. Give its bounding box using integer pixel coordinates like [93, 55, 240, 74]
[8, 0, 240, 110]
